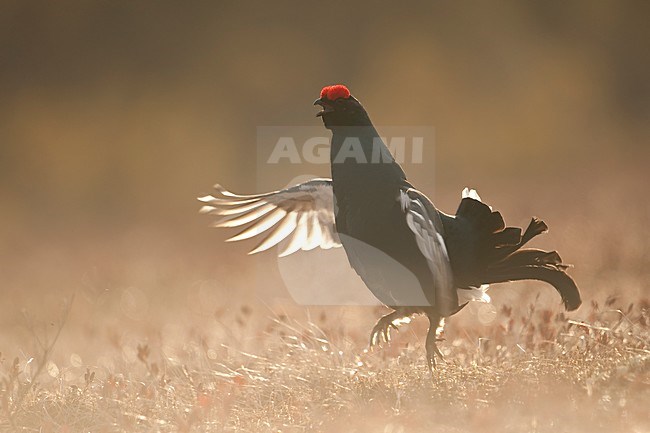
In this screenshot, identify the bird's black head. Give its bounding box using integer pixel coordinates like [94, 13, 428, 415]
[314, 85, 372, 129]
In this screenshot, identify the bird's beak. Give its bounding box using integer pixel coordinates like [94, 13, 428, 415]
[314, 98, 334, 117]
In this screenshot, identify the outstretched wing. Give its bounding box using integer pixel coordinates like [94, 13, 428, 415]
[198, 178, 341, 256]
[399, 188, 457, 314]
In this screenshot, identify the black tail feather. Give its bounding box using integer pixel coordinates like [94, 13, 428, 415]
[492, 227, 522, 247]
[489, 218, 548, 262]
[521, 218, 549, 245]
[456, 197, 504, 233]
[483, 264, 581, 311]
[451, 195, 581, 311]
[493, 248, 565, 269]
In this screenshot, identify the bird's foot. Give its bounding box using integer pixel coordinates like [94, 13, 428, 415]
[425, 338, 445, 373]
[425, 315, 445, 374]
[369, 313, 404, 348]
[369, 316, 398, 348]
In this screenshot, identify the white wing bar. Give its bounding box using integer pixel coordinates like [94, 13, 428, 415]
[400, 189, 456, 311]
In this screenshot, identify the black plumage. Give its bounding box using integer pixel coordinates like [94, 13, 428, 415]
[200, 84, 581, 372]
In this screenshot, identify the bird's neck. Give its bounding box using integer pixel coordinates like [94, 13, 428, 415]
[329, 125, 407, 198]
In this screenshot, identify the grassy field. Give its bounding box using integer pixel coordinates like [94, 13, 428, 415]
[1, 167, 649, 433]
[1, 298, 648, 432]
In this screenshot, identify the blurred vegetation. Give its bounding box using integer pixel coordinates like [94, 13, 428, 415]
[1, 1, 648, 233]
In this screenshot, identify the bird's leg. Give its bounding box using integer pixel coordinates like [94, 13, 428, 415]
[369, 308, 413, 348]
[425, 314, 445, 373]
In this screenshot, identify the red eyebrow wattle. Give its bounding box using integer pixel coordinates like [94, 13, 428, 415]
[320, 86, 331, 99]
[320, 84, 350, 101]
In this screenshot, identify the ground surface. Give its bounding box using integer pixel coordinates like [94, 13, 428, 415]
[1, 295, 649, 432]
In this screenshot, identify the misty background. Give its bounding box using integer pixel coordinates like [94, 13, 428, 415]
[1, 2, 649, 356]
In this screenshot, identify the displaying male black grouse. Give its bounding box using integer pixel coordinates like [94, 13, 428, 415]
[199, 84, 581, 371]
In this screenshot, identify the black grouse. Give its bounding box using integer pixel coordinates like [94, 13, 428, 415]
[199, 84, 581, 371]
